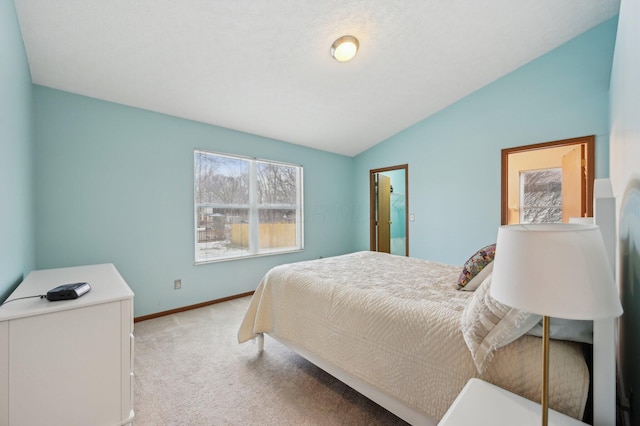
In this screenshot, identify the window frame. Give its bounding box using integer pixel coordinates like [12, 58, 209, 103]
[194, 149, 304, 264]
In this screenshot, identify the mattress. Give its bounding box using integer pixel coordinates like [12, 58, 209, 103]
[238, 251, 589, 421]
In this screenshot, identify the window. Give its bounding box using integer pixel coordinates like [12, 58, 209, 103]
[194, 150, 303, 263]
[519, 168, 562, 223]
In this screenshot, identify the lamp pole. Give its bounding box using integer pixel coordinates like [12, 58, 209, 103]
[541, 315, 550, 426]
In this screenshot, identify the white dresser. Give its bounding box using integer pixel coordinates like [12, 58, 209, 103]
[0, 264, 135, 426]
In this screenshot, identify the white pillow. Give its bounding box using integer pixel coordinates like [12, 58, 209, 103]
[461, 273, 541, 373]
[526, 318, 593, 344]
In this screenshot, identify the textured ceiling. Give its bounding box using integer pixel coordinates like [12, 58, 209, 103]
[14, 0, 619, 157]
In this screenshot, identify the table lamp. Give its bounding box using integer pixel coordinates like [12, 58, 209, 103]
[490, 223, 623, 426]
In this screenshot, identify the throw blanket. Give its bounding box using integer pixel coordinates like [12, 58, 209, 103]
[238, 251, 589, 421]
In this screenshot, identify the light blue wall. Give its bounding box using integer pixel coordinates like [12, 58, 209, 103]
[354, 18, 618, 265]
[33, 87, 357, 316]
[0, 0, 35, 301]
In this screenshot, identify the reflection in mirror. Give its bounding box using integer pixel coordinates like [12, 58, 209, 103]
[501, 136, 594, 225]
[370, 165, 409, 256]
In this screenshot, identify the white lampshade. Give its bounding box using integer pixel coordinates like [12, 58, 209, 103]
[490, 224, 623, 320]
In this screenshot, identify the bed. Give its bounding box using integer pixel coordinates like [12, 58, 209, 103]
[238, 180, 616, 426]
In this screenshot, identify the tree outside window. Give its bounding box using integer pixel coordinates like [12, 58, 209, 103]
[194, 150, 303, 263]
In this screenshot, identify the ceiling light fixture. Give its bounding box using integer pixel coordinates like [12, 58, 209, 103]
[330, 35, 359, 62]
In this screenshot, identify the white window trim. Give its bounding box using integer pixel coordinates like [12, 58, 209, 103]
[194, 149, 304, 264]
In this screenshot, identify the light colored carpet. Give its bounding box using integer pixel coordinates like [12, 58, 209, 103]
[133, 296, 409, 425]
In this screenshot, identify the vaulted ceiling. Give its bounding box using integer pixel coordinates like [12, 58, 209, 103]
[14, 0, 619, 156]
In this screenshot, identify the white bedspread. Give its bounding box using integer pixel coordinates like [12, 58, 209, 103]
[238, 251, 589, 421]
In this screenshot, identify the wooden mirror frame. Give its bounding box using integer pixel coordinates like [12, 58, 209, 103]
[501, 135, 595, 225]
[369, 164, 409, 256]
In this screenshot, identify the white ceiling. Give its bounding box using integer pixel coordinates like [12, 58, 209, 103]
[14, 0, 619, 157]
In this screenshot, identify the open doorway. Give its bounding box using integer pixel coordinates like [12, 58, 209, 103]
[370, 165, 409, 256]
[501, 136, 594, 225]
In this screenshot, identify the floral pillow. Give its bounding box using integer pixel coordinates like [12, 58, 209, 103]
[456, 244, 496, 290]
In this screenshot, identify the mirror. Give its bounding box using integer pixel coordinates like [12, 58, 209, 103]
[370, 164, 409, 256]
[501, 136, 594, 225]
